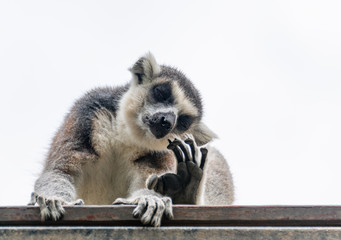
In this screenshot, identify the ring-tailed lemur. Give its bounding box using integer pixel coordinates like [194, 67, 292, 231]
[29, 53, 234, 227]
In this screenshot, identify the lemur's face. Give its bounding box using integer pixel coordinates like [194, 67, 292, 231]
[119, 53, 215, 151]
[121, 78, 199, 150]
[144, 82, 177, 139]
[142, 79, 199, 136]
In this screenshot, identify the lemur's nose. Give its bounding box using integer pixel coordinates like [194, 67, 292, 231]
[145, 112, 176, 139]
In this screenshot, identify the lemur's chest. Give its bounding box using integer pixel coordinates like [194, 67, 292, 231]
[77, 148, 176, 204]
[133, 150, 177, 175]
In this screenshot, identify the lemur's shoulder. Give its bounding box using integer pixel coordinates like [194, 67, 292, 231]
[67, 85, 130, 151]
[73, 85, 130, 117]
[46, 85, 130, 168]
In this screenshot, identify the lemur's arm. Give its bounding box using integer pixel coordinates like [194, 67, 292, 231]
[147, 139, 207, 204]
[29, 169, 84, 221]
[29, 113, 97, 221]
[29, 149, 97, 221]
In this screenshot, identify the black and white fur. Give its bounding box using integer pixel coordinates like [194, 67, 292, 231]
[29, 53, 234, 227]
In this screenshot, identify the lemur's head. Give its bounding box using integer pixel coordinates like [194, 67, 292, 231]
[119, 53, 216, 151]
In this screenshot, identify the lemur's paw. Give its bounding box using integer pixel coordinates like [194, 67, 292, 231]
[169, 138, 207, 178]
[113, 195, 173, 227]
[28, 192, 84, 221]
[147, 138, 208, 199]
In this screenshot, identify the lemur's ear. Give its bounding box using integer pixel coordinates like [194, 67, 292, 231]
[191, 122, 218, 146]
[130, 52, 161, 84]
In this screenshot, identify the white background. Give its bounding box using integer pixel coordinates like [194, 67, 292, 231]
[0, 1, 340, 205]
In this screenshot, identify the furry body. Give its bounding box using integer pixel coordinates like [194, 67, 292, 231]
[30, 53, 234, 226]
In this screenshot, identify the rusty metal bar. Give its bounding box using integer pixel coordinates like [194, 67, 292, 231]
[1, 205, 341, 227]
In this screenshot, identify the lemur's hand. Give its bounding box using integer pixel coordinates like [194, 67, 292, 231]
[113, 191, 173, 227]
[147, 138, 207, 204]
[28, 192, 84, 221]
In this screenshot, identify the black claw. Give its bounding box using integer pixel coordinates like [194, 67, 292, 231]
[185, 138, 197, 165]
[199, 148, 208, 169]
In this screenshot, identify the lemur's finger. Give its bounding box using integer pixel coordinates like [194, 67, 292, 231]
[155, 177, 165, 195]
[133, 197, 147, 218]
[185, 138, 197, 164]
[177, 140, 191, 162]
[55, 200, 65, 217]
[177, 162, 190, 183]
[171, 146, 184, 163]
[71, 199, 84, 205]
[167, 139, 184, 162]
[147, 174, 159, 190]
[151, 200, 165, 227]
[140, 198, 156, 225]
[47, 199, 63, 221]
[37, 196, 50, 221]
[162, 197, 173, 220]
[199, 148, 208, 169]
[113, 197, 138, 205]
[147, 174, 168, 196]
[28, 192, 38, 205]
[186, 161, 204, 180]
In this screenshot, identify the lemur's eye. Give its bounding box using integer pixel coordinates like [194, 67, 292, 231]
[152, 83, 173, 103]
[177, 114, 194, 131]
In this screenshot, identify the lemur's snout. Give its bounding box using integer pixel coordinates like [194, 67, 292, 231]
[144, 112, 176, 139]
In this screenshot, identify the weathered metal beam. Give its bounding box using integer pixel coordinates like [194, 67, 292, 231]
[1, 205, 341, 227]
[1, 227, 341, 240]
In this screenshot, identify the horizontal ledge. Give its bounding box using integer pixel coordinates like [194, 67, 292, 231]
[3, 227, 341, 240]
[2, 205, 341, 227]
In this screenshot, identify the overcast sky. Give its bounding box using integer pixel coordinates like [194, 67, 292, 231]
[0, 0, 340, 206]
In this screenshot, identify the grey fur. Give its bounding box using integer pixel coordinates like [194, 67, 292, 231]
[30, 53, 234, 226]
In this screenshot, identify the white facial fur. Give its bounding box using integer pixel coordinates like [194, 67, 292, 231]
[116, 78, 198, 151]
